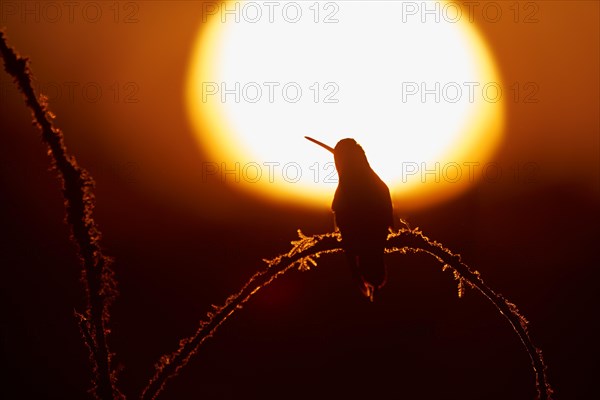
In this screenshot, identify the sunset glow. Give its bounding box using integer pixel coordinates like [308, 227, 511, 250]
[187, 0, 504, 209]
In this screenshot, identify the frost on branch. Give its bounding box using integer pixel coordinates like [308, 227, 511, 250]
[287, 229, 340, 271]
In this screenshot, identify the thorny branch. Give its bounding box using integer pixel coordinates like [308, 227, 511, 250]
[0, 31, 120, 400]
[143, 229, 553, 400]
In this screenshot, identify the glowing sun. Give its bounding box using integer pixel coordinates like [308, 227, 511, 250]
[186, 0, 504, 210]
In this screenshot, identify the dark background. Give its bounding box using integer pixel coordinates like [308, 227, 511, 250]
[1, 1, 599, 399]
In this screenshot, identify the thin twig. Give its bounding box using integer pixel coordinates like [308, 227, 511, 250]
[0, 31, 120, 400]
[386, 228, 553, 400]
[141, 231, 342, 399]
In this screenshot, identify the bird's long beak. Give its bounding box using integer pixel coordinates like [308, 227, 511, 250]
[305, 136, 334, 153]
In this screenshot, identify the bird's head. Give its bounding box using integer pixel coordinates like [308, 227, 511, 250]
[333, 138, 370, 173]
[305, 136, 370, 179]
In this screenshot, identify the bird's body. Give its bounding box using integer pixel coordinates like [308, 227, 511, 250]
[306, 137, 393, 301]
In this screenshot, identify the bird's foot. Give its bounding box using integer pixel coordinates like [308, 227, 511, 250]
[359, 280, 377, 303]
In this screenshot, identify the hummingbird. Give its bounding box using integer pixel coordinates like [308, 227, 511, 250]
[305, 136, 394, 301]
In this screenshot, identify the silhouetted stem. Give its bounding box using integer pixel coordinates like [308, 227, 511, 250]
[141, 232, 342, 399]
[143, 229, 552, 400]
[386, 229, 553, 400]
[0, 31, 120, 400]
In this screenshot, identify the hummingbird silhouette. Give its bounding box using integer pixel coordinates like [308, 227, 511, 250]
[306, 136, 394, 301]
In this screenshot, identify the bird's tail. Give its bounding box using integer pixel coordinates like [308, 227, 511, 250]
[346, 253, 386, 302]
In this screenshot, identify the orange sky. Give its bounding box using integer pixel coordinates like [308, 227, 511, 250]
[1, 0, 598, 221]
